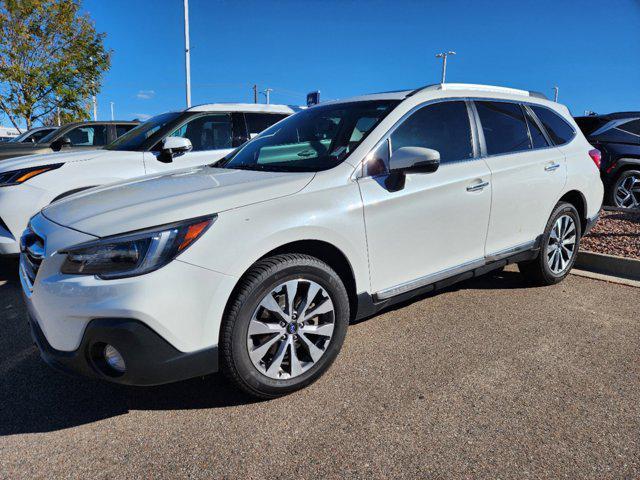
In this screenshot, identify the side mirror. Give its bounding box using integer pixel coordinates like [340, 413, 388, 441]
[389, 146, 440, 173]
[386, 147, 440, 192]
[51, 136, 72, 152]
[158, 136, 192, 163]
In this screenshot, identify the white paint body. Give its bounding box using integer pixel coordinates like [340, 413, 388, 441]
[21, 85, 603, 362]
[0, 103, 296, 254]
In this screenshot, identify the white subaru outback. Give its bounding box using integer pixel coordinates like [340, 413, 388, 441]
[0, 103, 296, 255]
[20, 84, 603, 398]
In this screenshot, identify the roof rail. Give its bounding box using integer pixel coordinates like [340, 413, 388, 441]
[405, 83, 549, 100]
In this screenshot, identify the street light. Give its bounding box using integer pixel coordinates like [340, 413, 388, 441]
[553, 86, 559, 102]
[435, 51, 456, 84]
[110, 101, 115, 120]
[262, 88, 273, 104]
[183, 0, 192, 108]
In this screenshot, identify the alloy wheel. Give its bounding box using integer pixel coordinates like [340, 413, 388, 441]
[546, 214, 577, 274]
[614, 174, 640, 209]
[247, 279, 335, 379]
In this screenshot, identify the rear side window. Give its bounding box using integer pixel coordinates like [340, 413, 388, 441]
[524, 107, 549, 149]
[531, 106, 575, 145]
[618, 119, 640, 136]
[245, 113, 288, 137]
[390, 101, 473, 164]
[66, 125, 108, 146]
[475, 101, 531, 155]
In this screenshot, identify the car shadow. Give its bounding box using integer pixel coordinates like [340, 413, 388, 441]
[0, 259, 527, 436]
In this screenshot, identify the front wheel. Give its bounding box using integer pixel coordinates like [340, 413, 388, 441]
[518, 202, 581, 286]
[220, 253, 349, 399]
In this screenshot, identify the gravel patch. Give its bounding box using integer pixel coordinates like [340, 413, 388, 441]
[582, 209, 640, 259]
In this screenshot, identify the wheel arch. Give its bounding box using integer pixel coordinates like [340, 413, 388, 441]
[558, 190, 588, 234]
[225, 239, 360, 322]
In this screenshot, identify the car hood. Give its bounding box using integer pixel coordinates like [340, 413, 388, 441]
[0, 149, 128, 172]
[42, 165, 315, 237]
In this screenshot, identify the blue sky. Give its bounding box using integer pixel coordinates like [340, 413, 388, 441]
[82, 0, 640, 121]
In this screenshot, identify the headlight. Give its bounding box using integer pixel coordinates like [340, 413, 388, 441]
[0, 163, 64, 186]
[60, 215, 216, 279]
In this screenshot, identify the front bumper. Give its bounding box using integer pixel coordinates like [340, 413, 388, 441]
[29, 315, 218, 386]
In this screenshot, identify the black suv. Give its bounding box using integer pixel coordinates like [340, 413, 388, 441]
[575, 112, 640, 209]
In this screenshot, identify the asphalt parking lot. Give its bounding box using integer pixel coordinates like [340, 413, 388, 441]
[0, 258, 639, 479]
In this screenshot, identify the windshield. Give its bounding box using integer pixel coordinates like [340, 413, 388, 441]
[217, 100, 399, 172]
[105, 112, 181, 151]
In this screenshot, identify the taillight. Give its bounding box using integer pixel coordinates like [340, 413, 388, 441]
[588, 149, 601, 169]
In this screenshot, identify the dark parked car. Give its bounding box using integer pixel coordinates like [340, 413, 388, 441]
[0, 120, 139, 161]
[7, 126, 58, 144]
[575, 112, 640, 209]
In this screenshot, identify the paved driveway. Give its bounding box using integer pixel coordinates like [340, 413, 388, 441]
[0, 258, 638, 479]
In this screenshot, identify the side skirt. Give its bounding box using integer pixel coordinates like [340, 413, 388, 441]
[354, 247, 539, 321]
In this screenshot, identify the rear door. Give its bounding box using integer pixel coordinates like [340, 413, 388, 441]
[475, 100, 567, 256]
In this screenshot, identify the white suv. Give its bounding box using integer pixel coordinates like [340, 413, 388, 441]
[20, 84, 603, 398]
[0, 103, 296, 255]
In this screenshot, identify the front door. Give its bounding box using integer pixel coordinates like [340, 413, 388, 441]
[144, 113, 236, 173]
[358, 100, 492, 296]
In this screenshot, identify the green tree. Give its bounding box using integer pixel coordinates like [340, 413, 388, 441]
[0, 0, 110, 131]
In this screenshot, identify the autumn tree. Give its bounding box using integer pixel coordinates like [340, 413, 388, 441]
[0, 0, 110, 131]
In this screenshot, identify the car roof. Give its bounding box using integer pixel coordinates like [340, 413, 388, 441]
[319, 83, 550, 105]
[187, 103, 302, 114]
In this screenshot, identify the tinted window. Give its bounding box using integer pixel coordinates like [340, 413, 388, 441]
[107, 112, 181, 151]
[169, 114, 233, 151]
[531, 106, 575, 145]
[524, 108, 549, 149]
[66, 125, 108, 146]
[476, 101, 531, 155]
[115, 124, 136, 138]
[30, 129, 55, 143]
[618, 119, 640, 136]
[245, 113, 288, 136]
[390, 101, 473, 163]
[574, 116, 608, 136]
[219, 100, 398, 172]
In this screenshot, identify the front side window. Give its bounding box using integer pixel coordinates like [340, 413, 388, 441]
[106, 112, 181, 151]
[245, 113, 288, 137]
[218, 100, 398, 172]
[168, 114, 233, 151]
[66, 125, 108, 146]
[115, 124, 136, 138]
[530, 106, 575, 145]
[390, 101, 474, 163]
[476, 101, 531, 155]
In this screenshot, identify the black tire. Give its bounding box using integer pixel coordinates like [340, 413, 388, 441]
[518, 202, 581, 286]
[607, 169, 640, 209]
[220, 253, 349, 399]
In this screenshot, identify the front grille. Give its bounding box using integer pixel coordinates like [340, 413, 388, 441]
[20, 226, 45, 285]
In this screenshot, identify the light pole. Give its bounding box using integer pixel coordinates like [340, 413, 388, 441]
[183, 0, 192, 108]
[553, 86, 559, 102]
[110, 102, 115, 120]
[435, 51, 456, 84]
[262, 88, 273, 104]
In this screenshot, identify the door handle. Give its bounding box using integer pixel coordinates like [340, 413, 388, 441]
[466, 181, 489, 192]
[544, 162, 561, 172]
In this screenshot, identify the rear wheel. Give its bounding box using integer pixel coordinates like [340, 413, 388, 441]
[220, 253, 349, 399]
[609, 169, 640, 209]
[518, 202, 581, 285]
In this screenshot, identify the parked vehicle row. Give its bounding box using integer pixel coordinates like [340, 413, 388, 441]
[0, 103, 296, 255]
[0, 120, 139, 161]
[16, 84, 604, 398]
[574, 112, 640, 209]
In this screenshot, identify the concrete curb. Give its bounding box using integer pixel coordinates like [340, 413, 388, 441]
[575, 251, 640, 281]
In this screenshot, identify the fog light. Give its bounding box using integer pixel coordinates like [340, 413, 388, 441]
[103, 344, 126, 373]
